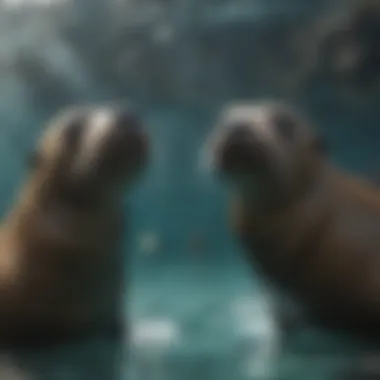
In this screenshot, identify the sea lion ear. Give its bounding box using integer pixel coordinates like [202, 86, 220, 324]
[27, 150, 41, 169]
[311, 135, 328, 155]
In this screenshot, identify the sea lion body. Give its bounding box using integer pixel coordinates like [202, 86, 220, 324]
[232, 169, 380, 334]
[206, 101, 380, 338]
[0, 105, 148, 345]
[0, 192, 124, 342]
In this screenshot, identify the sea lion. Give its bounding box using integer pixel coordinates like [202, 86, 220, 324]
[204, 100, 380, 340]
[0, 104, 149, 346]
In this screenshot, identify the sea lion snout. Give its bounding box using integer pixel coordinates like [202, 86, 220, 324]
[210, 103, 291, 178]
[218, 124, 269, 174]
[91, 107, 149, 175]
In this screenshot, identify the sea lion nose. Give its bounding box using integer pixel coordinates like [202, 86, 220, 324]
[114, 107, 143, 136]
[108, 107, 149, 163]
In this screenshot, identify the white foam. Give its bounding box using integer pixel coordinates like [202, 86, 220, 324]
[128, 318, 181, 380]
[137, 232, 160, 256]
[131, 318, 181, 349]
[231, 296, 281, 379]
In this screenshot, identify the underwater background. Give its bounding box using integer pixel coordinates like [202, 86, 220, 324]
[0, 0, 380, 379]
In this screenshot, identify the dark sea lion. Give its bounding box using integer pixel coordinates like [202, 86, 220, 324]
[204, 100, 380, 340]
[0, 104, 149, 347]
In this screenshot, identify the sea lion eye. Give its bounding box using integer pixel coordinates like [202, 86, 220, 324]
[274, 114, 295, 140]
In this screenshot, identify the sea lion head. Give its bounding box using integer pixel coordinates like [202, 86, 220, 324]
[205, 101, 328, 204]
[28, 104, 149, 208]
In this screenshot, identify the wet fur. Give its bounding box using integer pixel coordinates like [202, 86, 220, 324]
[231, 164, 380, 340]
[0, 181, 125, 346]
[0, 110, 137, 347]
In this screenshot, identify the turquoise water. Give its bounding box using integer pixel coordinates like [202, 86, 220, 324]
[1, 104, 379, 380]
[0, 0, 380, 379]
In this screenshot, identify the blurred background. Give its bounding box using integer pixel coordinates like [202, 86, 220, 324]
[0, 0, 380, 379]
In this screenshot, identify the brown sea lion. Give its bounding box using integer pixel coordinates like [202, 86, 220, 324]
[0, 104, 149, 347]
[204, 100, 380, 340]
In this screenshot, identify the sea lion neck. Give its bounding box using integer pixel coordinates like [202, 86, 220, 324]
[19, 172, 121, 217]
[237, 163, 334, 218]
